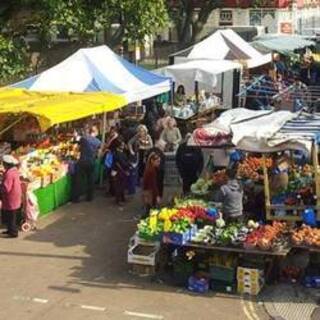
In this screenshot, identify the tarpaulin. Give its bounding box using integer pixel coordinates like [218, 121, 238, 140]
[0, 88, 127, 130]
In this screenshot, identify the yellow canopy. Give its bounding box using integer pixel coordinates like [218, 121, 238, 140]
[0, 88, 127, 130]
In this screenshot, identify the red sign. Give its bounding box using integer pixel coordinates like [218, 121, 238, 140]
[280, 22, 293, 34]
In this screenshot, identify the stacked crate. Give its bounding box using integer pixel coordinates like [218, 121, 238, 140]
[237, 267, 265, 295]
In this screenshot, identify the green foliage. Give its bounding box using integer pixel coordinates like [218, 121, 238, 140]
[0, 35, 30, 85]
[169, 0, 222, 43]
[8, 0, 168, 44]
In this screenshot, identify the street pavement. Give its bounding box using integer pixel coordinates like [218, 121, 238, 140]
[0, 191, 270, 320]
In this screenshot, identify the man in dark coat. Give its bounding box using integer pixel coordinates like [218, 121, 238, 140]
[176, 134, 204, 195]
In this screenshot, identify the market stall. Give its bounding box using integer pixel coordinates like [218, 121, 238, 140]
[0, 45, 172, 217]
[127, 108, 320, 295]
[156, 59, 240, 130]
[0, 88, 127, 216]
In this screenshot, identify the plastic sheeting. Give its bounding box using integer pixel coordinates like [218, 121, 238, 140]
[251, 34, 316, 54]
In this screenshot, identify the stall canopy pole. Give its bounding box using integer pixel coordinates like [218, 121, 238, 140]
[0, 115, 26, 137]
[170, 83, 174, 116]
[99, 112, 107, 186]
[263, 155, 272, 220]
[312, 141, 320, 220]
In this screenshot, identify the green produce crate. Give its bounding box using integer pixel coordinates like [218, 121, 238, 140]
[54, 176, 72, 207]
[210, 279, 236, 294]
[34, 184, 56, 217]
[210, 266, 235, 282]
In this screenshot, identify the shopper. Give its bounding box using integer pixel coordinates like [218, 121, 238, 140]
[128, 124, 153, 179]
[160, 117, 182, 152]
[0, 155, 22, 238]
[145, 140, 166, 199]
[174, 85, 186, 106]
[103, 126, 119, 196]
[72, 127, 101, 202]
[142, 153, 161, 218]
[111, 139, 130, 206]
[176, 134, 204, 195]
[214, 165, 244, 223]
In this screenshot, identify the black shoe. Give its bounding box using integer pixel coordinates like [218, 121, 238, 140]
[1, 231, 9, 235]
[5, 234, 18, 238]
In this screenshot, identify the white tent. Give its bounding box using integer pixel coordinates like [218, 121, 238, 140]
[157, 59, 241, 107]
[187, 29, 272, 69]
[159, 59, 241, 88]
[12, 45, 171, 104]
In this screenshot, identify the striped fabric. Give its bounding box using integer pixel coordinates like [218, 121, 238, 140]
[278, 112, 320, 141]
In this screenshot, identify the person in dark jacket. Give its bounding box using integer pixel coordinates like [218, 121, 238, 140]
[111, 139, 130, 206]
[176, 134, 204, 195]
[142, 152, 161, 217]
[144, 140, 166, 198]
[72, 128, 101, 202]
[214, 165, 244, 223]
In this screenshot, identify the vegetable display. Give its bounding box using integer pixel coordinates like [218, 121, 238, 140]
[191, 219, 258, 247]
[244, 221, 287, 251]
[237, 156, 272, 181]
[191, 178, 213, 194]
[291, 225, 320, 248]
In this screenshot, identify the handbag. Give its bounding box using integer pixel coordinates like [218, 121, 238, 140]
[104, 151, 113, 169]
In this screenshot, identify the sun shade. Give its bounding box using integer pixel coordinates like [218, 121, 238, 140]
[0, 88, 127, 131]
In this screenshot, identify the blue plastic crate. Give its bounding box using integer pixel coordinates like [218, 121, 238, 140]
[162, 230, 190, 246]
[188, 276, 209, 294]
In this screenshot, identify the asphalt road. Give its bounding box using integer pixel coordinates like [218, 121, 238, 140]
[0, 192, 269, 320]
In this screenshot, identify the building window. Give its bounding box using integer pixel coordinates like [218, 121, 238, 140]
[220, 10, 233, 26]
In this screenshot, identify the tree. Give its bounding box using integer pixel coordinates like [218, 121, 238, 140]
[169, 0, 222, 44]
[1, 0, 168, 45]
[0, 35, 30, 85]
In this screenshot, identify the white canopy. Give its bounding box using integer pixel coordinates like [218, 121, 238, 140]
[157, 59, 241, 93]
[188, 29, 272, 69]
[12, 45, 171, 104]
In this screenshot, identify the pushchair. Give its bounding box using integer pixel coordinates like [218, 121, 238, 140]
[21, 189, 39, 232]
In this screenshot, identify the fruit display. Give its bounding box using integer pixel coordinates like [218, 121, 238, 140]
[191, 178, 213, 194]
[237, 156, 272, 181]
[291, 225, 320, 248]
[10, 138, 79, 189]
[271, 164, 315, 206]
[212, 170, 228, 186]
[244, 221, 287, 251]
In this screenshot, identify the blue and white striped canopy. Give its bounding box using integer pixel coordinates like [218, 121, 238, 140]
[279, 112, 320, 142]
[11, 45, 171, 104]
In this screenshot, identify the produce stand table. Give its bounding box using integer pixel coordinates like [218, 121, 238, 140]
[262, 140, 320, 222]
[34, 159, 102, 217]
[292, 245, 320, 253]
[184, 243, 291, 257]
[34, 175, 72, 217]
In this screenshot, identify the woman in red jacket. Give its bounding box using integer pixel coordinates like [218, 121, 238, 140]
[1, 155, 22, 238]
[142, 153, 161, 218]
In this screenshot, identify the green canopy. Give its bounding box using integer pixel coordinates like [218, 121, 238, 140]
[251, 34, 315, 54]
